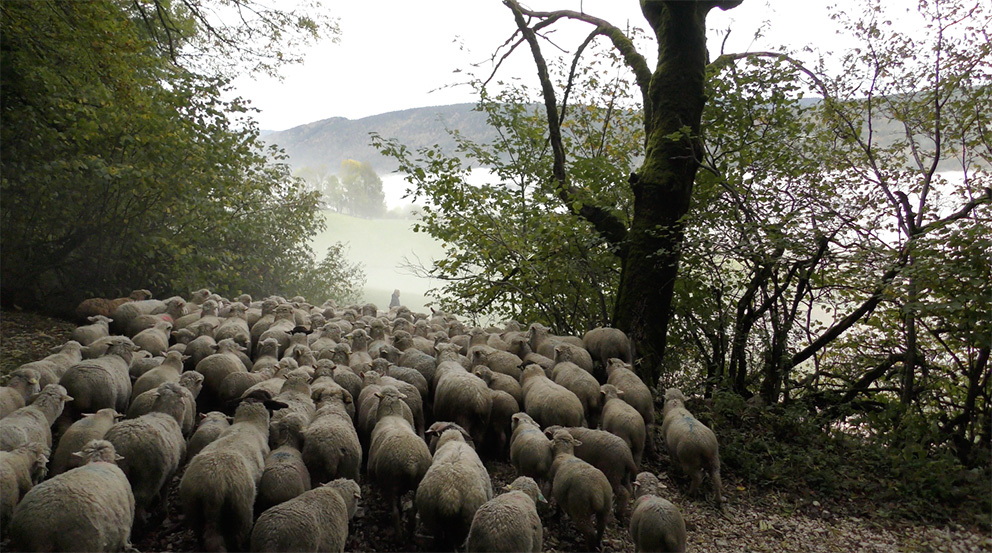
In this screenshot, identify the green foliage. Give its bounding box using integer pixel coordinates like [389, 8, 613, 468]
[373, 48, 642, 332]
[708, 392, 991, 528]
[0, 0, 359, 313]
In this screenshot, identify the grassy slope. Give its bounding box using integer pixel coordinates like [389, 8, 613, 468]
[312, 211, 446, 313]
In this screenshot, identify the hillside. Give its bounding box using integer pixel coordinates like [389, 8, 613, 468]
[262, 103, 495, 173]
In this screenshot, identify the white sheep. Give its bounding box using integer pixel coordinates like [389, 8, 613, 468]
[0, 371, 40, 419]
[0, 441, 49, 531]
[601, 383, 647, 466]
[466, 476, 546, 553]
[662, 388, 723, 510]
[0, 384, 73, 451]
[70, 314, 113, 346]
[629, 471, 687, 553]
[49, 407, 121, 476]
[549, 429, 613, 552]
[7, 440, 135, 552]
[249, 478, 361, 553]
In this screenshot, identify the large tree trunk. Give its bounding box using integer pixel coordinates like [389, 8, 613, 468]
[613, 2, 724, 385]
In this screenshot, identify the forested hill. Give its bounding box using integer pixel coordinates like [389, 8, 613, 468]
[261, 103, 496, 172]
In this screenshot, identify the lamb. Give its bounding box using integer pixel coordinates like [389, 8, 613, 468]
[433, 367, 493, 447]
[16, 340, 84, 387]
[130, 350, 184, 402]
[126, 370, 203, 437]
[70, 314, 113, 346]
[7, 440, 135, 552]
[520, 364, 585, 429]
[466, 476, 546, 553]
[415, 422, 494, 551]
[180, 399, 271, 552]
[185, 411, 231, 462]
[543, 425, 637, 519]
[662, 388, 723, 509]
[601, 383, 647, 466]
[583, 327, 633, 374]
[257, 411, 311, 514]
[0, 442, 49, 531]
[0, 371, 40, 419]
[49, 408, 121, 476]
[303, 387, 362, 485]
[548, 429, 613, 552]
[104, 382, 187, 521]
[367, 385, 432, 535]
[606, 358, 656, 445]
[249, 478, 361, 553]
[0, 384, 73, 451]
[74, 288, 152, 323]
[59, 338, 134, 419]
[552, 352, 604, 427]
[509, 413, 554, 493]
[629, 472, 687, 553]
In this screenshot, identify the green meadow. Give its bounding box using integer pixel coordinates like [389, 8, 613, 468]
[312, 211, 447, 313]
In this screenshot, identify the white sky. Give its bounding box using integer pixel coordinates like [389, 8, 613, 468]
[230, 1, 872, 131]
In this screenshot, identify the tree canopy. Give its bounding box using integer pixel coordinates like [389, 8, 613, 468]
[0, 0, 361, 311]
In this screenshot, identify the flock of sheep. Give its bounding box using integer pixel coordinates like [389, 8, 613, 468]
[0, 288, 724, 552]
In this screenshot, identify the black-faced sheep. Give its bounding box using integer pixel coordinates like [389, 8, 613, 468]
[549, 429, 613, 552]
[7, 440, 135, 552]
[466, 476, 546, 553]
[249, 478, 360, 553]
[416, 422, 494, 551]
[662, 388, 723, 510]
[629, 472, 687, 553]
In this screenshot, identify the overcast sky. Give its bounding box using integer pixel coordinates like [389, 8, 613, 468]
[229, 1, 874, 131]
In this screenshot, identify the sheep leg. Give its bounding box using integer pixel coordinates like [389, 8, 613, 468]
[688, 466, 704, 497]
[595, 511, 608, 550]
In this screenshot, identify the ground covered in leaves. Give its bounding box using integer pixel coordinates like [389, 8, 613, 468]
[2, 309, 989, 552]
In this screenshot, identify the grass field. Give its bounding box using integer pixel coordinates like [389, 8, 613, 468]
[311, 211, 447, 313]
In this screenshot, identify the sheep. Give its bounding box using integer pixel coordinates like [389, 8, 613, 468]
[606, 358, 656, 447]
[368, 385, 432, 536]
[0, 384, 73, 451]
[416, 422, 494, 551]
[130, 350, 184, 402]
[126, 370, 202, 437]
[49, 408, 121, 476]
[179, 399, 271, 552]
[186, 299, 224, 339]
[214, 302, 251, 349]
[0, 371, 40, 419]
[552, 351, 604, 427]
[303, 387, 362, 485]
[251, 337, 281, 373]
[249, 478, 361, 553]
[128, 352, 164, 381]
[396, 344, 437, 387]
[125, 297, 185, 338]
[473, 365, 523, 406]
[59, 338, 134, 420]
[543, 425, 637, 519]
[466, 476, 546, 553]
[548, 429, 613, 552]
[520, 364, 585, 429]
[263, 372, 316, 427]
[218, 365, 277, 408]
[509, 413, 554, 493]
[185, 411, 231, 462]
[527, 323, 586, 360]
[111, 297, 167, 336]
[433, 367, 492, 447]
[70, 314, 113, 346]
[249, 298, 280, 348]
[483, 388, 518, 459]
[506, 335, 555, 374]
[196, 338, 249, 412]
[470, 348, 524, 381]
[346, 328, 374, 374]
[601, 383, 647, 466]
[181, 332, 217, 372]
[661, 388, 723, 509]
[104, 382, 187, 521]
[7, 440, 135, 553]
[386, 364, 430, 405]
[629, 472, 687, 553]
[584, 327, 633, 375]
[73, 288, 151, 323]
[0, 442, 49, 531]
[16, 340, 84, 388]
[257, 303, 298, 357]
[310, 364, 356, 419]
[256, 411, 311, 514]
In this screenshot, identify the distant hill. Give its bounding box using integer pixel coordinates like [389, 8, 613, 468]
[261, 103, 496, 173]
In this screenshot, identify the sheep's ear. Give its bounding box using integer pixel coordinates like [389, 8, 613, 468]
[373, 391, 383, 399]
[114, 412, 125, 421]
[617, 389, 625, 397]
[572, 438, 583, 447]
[198, 413, 207, 421]
[342, 391, 353, 404]
[397, 391, 407, 400]
[115, 454, 125, 461]
[82, 413, 94, 418]
[72, 451, 84, 459]
[537, 492, 547, 503]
